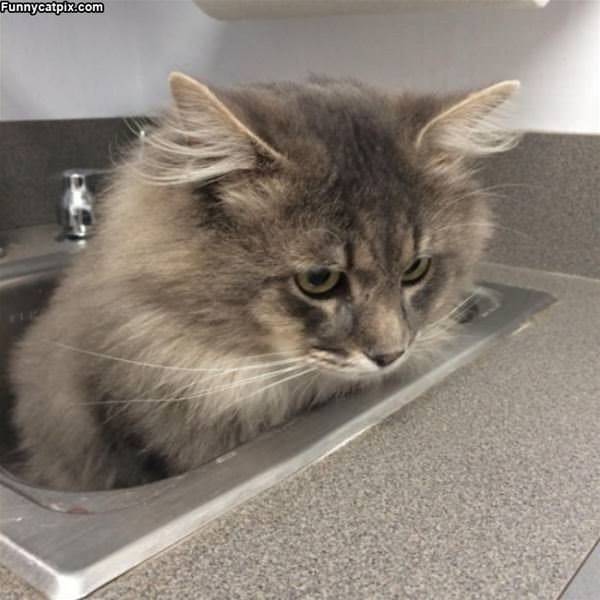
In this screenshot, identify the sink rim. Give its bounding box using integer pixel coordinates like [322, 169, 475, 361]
[0, 270, 555, 599]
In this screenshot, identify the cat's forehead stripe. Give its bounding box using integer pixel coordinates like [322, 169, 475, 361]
[350, 214, 415, 275]
[344, 241, 355, 271]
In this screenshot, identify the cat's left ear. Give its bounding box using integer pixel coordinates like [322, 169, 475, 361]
[415, 81, 521, 157]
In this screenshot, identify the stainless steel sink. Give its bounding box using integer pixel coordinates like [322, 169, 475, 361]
[0, 226, 555, 600]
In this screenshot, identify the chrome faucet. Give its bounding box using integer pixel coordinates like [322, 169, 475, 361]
[57, 125, 147, 240]
[58, 169, 103, 240]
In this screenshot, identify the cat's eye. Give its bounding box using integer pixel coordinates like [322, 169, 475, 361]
[402, 256, 432, 285]
[295, 268, 342, 297]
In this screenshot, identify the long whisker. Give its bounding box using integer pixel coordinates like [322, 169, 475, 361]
[298, 370, 319, 403]
[99, 401, 132, 426]
[87, 363, 309, 406]
[231, 366, 317, 406]
[418, 321, 481, 345]
[429, 183, 542, 225]
[48, 341, 301, 373]
[469, 182, 542, 195]
[416, 329, 453, 346]
[431, 222, 534, 241]
[419, 292, 478, 336]
[100, 367, 318, 423]
[181, 362, 317, 402]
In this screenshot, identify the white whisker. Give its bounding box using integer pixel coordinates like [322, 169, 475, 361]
[420, 292, 478, 335]
[48, 340, 301, 373]
[431, 221, 534, 241]
[232, 366, 317, 406]
[87, 363, 308, 406]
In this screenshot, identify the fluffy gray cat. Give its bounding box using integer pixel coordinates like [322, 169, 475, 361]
[9, 74, 520, 490]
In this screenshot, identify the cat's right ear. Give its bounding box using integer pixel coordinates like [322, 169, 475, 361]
[169, 72, 284, 164]
[415, 81, 521, 158]
[137, 72, 285, 186]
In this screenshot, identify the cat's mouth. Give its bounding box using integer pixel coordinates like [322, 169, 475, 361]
[308, 346, 408, 379]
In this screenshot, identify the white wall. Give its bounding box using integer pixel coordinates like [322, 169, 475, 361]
[1, 0, 599, 133]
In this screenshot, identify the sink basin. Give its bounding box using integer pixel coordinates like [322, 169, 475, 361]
[0, 227, 555, 600]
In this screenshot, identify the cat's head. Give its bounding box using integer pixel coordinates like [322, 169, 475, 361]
[133, 74, 520, 379]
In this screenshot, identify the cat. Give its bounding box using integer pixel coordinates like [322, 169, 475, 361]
[9, 73, 520, 491]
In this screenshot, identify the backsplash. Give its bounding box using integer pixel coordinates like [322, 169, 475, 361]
[0, 118, 138, 231]
[0, 120, 598, 278]
[483, 133, 600, 279]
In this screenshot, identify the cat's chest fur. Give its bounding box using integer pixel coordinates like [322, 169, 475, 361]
[98, 358, 348, 473]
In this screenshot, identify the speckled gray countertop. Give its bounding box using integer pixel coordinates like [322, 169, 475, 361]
[1, 262, 599, 600]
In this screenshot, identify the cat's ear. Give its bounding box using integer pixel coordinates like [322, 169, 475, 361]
[415, 81, 521, 157]
[169, 72, 284, 165]
[138, 72, 284, 185]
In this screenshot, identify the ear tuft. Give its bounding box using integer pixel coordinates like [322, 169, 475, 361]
[135, 72, 284, 186]
[416, 80, 521, 157]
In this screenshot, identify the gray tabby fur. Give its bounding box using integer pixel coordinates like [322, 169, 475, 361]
[9, 75, 520, 490]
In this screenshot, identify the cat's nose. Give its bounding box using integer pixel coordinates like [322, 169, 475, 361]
[366, 350, 404, 368]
